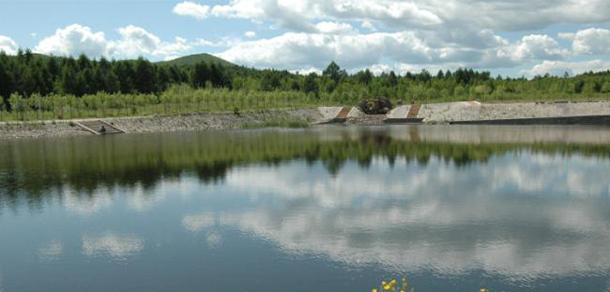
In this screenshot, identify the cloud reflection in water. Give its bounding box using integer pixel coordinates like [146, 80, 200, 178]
[180, 152, 610, 280]
[82, 232, 144, 260]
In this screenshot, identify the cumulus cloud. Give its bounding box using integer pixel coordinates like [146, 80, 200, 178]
[0, 36, 18, 55]
[201, 0, 610, 34]
[572, 28, 610, 55]
[33, 24, 192, 60]
[315, 21, 357, 35]
[523, 60, 610, 77]
[35, 24, 108, 57]
[216, 30, 571, 72]
[112, 25, 163, 56]
[209, 0, 442, 31]
[244, 31, 257, 38]
[498, 34, 569, 61]
[112, 25, 192, 58]
[217, 31, 436, 71]
[170, 0, 610, 74]
[173, 1, 210, 20]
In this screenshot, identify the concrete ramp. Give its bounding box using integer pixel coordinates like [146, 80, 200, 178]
[76, 120, 126, 135]
[385, 105, 424, 124]
[407, 104, 421, 119]
[329, 106, 353, 123]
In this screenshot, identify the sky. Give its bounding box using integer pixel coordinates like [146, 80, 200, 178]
[1, 0, 610, 77]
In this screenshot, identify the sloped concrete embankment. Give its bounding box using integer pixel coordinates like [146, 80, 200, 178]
[417, 101, 610, 125]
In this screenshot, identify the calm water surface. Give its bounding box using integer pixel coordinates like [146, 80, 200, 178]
[1, 125, 610, 292]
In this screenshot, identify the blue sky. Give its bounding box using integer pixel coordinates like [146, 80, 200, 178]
[2, 0, 610, 77]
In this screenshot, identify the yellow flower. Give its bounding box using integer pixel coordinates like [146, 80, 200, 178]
[384, 285, 392, 291]
[372, 289, 378, 292]
[390, 280, 397, 286]
[382, 281, 388, 286]
[480, 289, 488, 292]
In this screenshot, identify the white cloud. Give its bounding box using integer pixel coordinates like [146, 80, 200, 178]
[522, 60, 610, 76]
[0, 35, 18, 55]
[244, 31, 257, 38]
[498, 34, 569, 61]
[34, 24, 108, 57]
[204, 0, 610, 34]
[197, 0, 610, 74]
[192, 37, 237, 48]
[34, 24, 192, 60]
[112, 25, 162, 56]
[173, 1, 210, 20]
[112, 25, 192, 58]
[217, 31, 435, 70]
[217, 30, 572, 72]
[163, 0, 610, 74]
[315, 21, 357, 35]
[572, 28, 610, 55]
[210, 0, 442, 32]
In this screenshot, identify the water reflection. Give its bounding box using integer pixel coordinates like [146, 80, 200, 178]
[2, 126, 610, 214]
[203, 155, 610, 280]
[38, 239, 63, 260]
[82, 232, 144, 260]
[1, 126, 610, 292]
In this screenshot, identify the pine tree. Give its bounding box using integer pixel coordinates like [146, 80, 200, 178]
[192, 62, 210, 88]
[0, 57, 14, 103]
[134, 58, 157, 93]
[303, 72, 319, 95]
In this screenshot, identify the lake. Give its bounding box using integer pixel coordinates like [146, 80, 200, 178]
[1, 125, 610, 292]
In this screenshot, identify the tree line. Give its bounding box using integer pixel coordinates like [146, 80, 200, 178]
[2, 49, 610, 112]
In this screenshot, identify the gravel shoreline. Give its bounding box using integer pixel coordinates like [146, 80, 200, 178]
[0, 109, 324, 140]
[2, 101, 610, 140]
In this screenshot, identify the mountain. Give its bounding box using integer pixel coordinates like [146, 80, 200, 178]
[159, 53, 235, 67]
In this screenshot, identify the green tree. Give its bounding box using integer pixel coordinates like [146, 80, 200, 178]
[0, 57, 14, 104]
[303, 73, 319, 96]
[323, 61, 346, 84]
[134, 58, 156, 93]
[600, 82, 610, 93]
[192, 62, 210, 88]
[357, 69, 373, 85]
[9, 93, 27, 120]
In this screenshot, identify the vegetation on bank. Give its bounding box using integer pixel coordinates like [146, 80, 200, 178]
[2, 49, 610, 121]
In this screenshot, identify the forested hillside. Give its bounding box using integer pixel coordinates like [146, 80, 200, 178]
[1, 49, 610, 116]
[159, 53, 236, 67]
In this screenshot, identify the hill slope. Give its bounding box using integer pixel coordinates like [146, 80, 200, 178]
[159, 53, 235, 67]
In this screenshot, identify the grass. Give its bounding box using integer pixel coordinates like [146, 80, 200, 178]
[2, 84, 610, 122]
